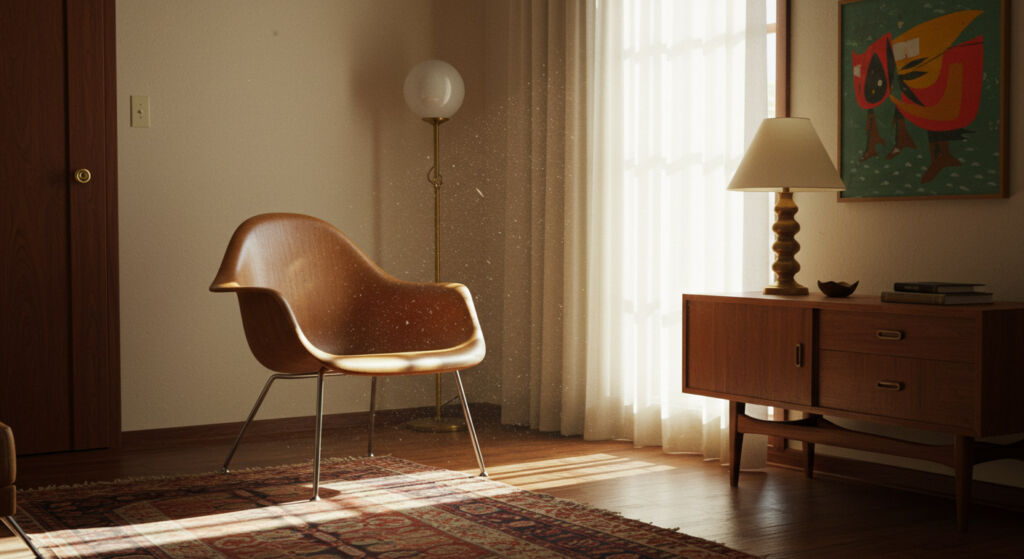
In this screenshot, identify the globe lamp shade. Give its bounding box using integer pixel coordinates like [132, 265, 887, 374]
[403, 60, 465, 119]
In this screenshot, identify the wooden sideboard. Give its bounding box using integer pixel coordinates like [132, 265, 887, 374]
[682, 293, 1024, 530]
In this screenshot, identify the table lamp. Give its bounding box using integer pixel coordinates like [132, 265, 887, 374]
[728, 118, 845, 295]
[403, 60, 467, 432]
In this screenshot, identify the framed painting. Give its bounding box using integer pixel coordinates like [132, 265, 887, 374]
[838, 0, 1009, 201]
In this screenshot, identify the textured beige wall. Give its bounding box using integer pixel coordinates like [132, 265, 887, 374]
[427, 0, 510, 410]
[791, 0, 1024, 487]
[117, 0, 502, 431]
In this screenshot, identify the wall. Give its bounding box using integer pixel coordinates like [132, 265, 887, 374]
[791, 0, 1024, 487]
[427, 0, 512, 412]
[117, 0, 502, 431]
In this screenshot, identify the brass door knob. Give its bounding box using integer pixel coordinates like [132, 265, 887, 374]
[74, 168, 92, 184]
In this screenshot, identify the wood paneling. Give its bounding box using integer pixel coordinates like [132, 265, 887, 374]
[67, 0, 117, 450]
[0, 1, 74, 454]
[685, 299, 812, 406]
[0, 0, 119, 454]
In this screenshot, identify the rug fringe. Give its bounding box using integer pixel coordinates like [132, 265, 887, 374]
[19, 455, 387, 494]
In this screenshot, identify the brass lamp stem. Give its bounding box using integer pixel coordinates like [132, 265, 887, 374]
[764, 188, 808, 296]
[430, 117, 443, 285]
[429, 117, 443, 423]
[407, 117, 466, 433]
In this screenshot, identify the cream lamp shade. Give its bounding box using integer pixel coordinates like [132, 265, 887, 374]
[403, 60, 465, 119]
[728, 117, 844, 296]
[728, 117, 845, 192]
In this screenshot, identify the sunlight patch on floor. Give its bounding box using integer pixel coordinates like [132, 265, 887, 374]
[0, 532, 34, 559]
[478, 453, 676, 491]
[24, 471, 529, 555]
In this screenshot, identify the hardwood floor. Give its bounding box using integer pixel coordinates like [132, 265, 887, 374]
[4, 412, 1024, 558]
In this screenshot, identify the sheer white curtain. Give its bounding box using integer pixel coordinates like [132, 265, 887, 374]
[583, 0, 771, 462]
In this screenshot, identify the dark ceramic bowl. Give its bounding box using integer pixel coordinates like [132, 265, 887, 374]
[818, 280, 859, 298]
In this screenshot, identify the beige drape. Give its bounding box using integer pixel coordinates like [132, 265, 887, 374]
[583, 0, 769, 466]
[499, 2, 769, 473]
[499, 0, 588, 433]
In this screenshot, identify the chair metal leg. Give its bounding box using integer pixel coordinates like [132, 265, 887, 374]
[223, 372, 305, 473]
[367, 377, 378, 457]
[310, 371, 326, 501]
[453, 370, 487, 477]
[3, 516, 42, 559]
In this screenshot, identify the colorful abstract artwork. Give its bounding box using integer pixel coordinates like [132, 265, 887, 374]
[838, 0, 1007, 200]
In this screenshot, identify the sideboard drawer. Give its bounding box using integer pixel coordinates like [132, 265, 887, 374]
[818, 350, 976, 430]
[819, 311, 977, 363]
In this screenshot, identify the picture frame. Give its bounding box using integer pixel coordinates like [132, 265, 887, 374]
[837, 0, 1009, 201]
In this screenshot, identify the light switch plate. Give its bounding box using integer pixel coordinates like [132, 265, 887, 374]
[131, 95, 150, 128]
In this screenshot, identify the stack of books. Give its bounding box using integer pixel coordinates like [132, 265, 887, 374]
[881, 282, 993, 305]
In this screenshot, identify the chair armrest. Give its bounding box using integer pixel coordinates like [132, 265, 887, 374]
[363, 280, 483, 352]
[223, 287, 326, 374]
[0, 422, 14, 488]
[1, 422, 16, 517]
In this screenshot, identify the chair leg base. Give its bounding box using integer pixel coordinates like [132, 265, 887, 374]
[453, 370, 488, 477]
[223, 371, 329, 503]
[3, 516, 43, 559]
[406, 417, 466, 433]
[311, 371, 326, 502]
[222, 373, 309, 473]
[367, 377, 378, 457]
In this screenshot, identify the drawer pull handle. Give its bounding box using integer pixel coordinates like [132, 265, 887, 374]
[795, 343, 803, 367]
[876, 329, 904, 341]
[876, 380, 904, 391]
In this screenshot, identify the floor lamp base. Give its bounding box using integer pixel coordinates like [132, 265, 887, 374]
[406, 417, 467, 432]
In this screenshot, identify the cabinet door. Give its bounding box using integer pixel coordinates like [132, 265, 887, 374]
[684, 299, 812, 406]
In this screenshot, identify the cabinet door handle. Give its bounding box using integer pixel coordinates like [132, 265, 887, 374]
[876, 380, 904, 391]
[876, 329, 904, 341]
[795, 343, 803, 367]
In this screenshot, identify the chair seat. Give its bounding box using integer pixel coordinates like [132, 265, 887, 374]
[318, 338, 485, 375]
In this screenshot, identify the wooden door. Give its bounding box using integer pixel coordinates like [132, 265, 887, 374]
[0, 0, 119, 454]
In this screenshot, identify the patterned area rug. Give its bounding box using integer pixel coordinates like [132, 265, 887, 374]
[17, 456, 755, 558]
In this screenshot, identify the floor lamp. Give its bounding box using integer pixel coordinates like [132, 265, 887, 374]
[403, 60, 468, 432]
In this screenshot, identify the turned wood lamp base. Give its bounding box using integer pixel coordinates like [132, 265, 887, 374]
[762, 189, 809, 296]
[764, 283, 808, 296]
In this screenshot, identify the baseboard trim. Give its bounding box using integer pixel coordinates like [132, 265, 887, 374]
[121, 403, 501, 448]
[768, 447, 1024, 513]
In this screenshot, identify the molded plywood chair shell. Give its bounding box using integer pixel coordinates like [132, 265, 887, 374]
[211, 213, 487, 500]
[211, 213, 485, 374]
